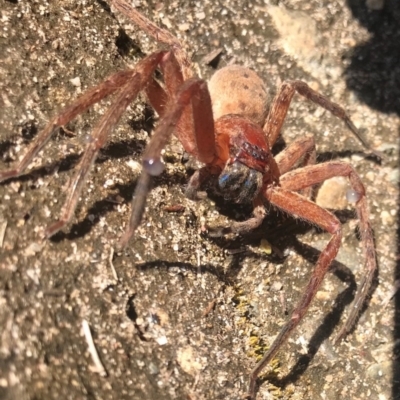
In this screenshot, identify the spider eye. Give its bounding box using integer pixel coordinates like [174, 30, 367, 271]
[143, 157, 165, 176]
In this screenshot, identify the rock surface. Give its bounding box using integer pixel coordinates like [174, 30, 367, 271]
[0, 1, 398, 400]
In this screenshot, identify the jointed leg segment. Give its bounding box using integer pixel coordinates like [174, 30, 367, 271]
[0, 69, 144, 183]
[263, 80, 376, 155]
[275, 135, 317, 199]
[281, 162, 375, 340]
[247, 161, 376, 398]
[44, 52, 167, 238]
[274, 135, 316, 175]
[248, 188, 342, 398]
[120, 76, 216, 248]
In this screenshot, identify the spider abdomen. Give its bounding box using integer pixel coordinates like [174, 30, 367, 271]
[208, 65, 269, 125]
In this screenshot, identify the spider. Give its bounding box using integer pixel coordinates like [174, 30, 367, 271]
[0, 1, 377, 398]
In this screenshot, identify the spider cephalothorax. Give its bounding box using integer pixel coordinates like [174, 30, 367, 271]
[215, 115, 277, 203]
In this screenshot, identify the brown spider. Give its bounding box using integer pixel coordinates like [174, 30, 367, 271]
[0, 1, 377, 398]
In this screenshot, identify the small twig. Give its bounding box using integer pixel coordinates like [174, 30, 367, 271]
[196, 249, 202, 274]
[381, 280, 400, 310]
[109, 247, 118, 281]
[163, 204, 185, 212]
[60, 125, 77, 137]
[0, 220, 7, 248]
[279, 291, 288, 315]
[82, 319, 107, 377]
[202, 299, 217, 317]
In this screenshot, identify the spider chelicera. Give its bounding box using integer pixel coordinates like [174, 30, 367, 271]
[0, 1, 377, 398]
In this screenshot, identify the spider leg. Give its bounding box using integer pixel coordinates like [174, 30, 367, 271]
[263, 80, 378, 157]
[119, 77, 216, 248]
[275, 135, 316, 198]
[248, 188, 342, 399]
[145, 49, 216, 165]
[275, 135, 316, 175]
[0, 69, 149, 183]
[145, 77, 168, 117]
[144, 50, 185, 118]
[142, 78, 215, 168]
[110, 0, 193, 80]
[230, 199, 267, 234]
[279, 161, 376, 341]
[206, 199, 267, 237]
[249, 161, 376, 398]
[44, 51, 166, 238]
[185, 166, 215, 201]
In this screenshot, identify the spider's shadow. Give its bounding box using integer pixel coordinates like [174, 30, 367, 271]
[0, 122, 38, 161]
[113, 210, 373, 400]
[345, 0, 400, 115]
[48, 167, 187, 242]
[343, 3, 400, 399]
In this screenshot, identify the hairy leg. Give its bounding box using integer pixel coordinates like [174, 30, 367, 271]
[0, 69, 146, 183]
[119, 77, 217, 248]
[280, 161, 376, 341]
[275, 135, 316, 175]
[44, 52, 166, 237]
[110, 0, 193, 80]
[248, 188, 342, 399]
[263, 80, 376, 157]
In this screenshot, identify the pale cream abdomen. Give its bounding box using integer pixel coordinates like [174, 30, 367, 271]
[208, 65, 269, 126]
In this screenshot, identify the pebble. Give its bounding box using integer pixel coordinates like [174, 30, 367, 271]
[380, 210, 394, 226]
[366, 0, 385, 11]
[316, 177, 349, 209]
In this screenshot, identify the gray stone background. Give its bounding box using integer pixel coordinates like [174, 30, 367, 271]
[0, 0, 399, 399]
